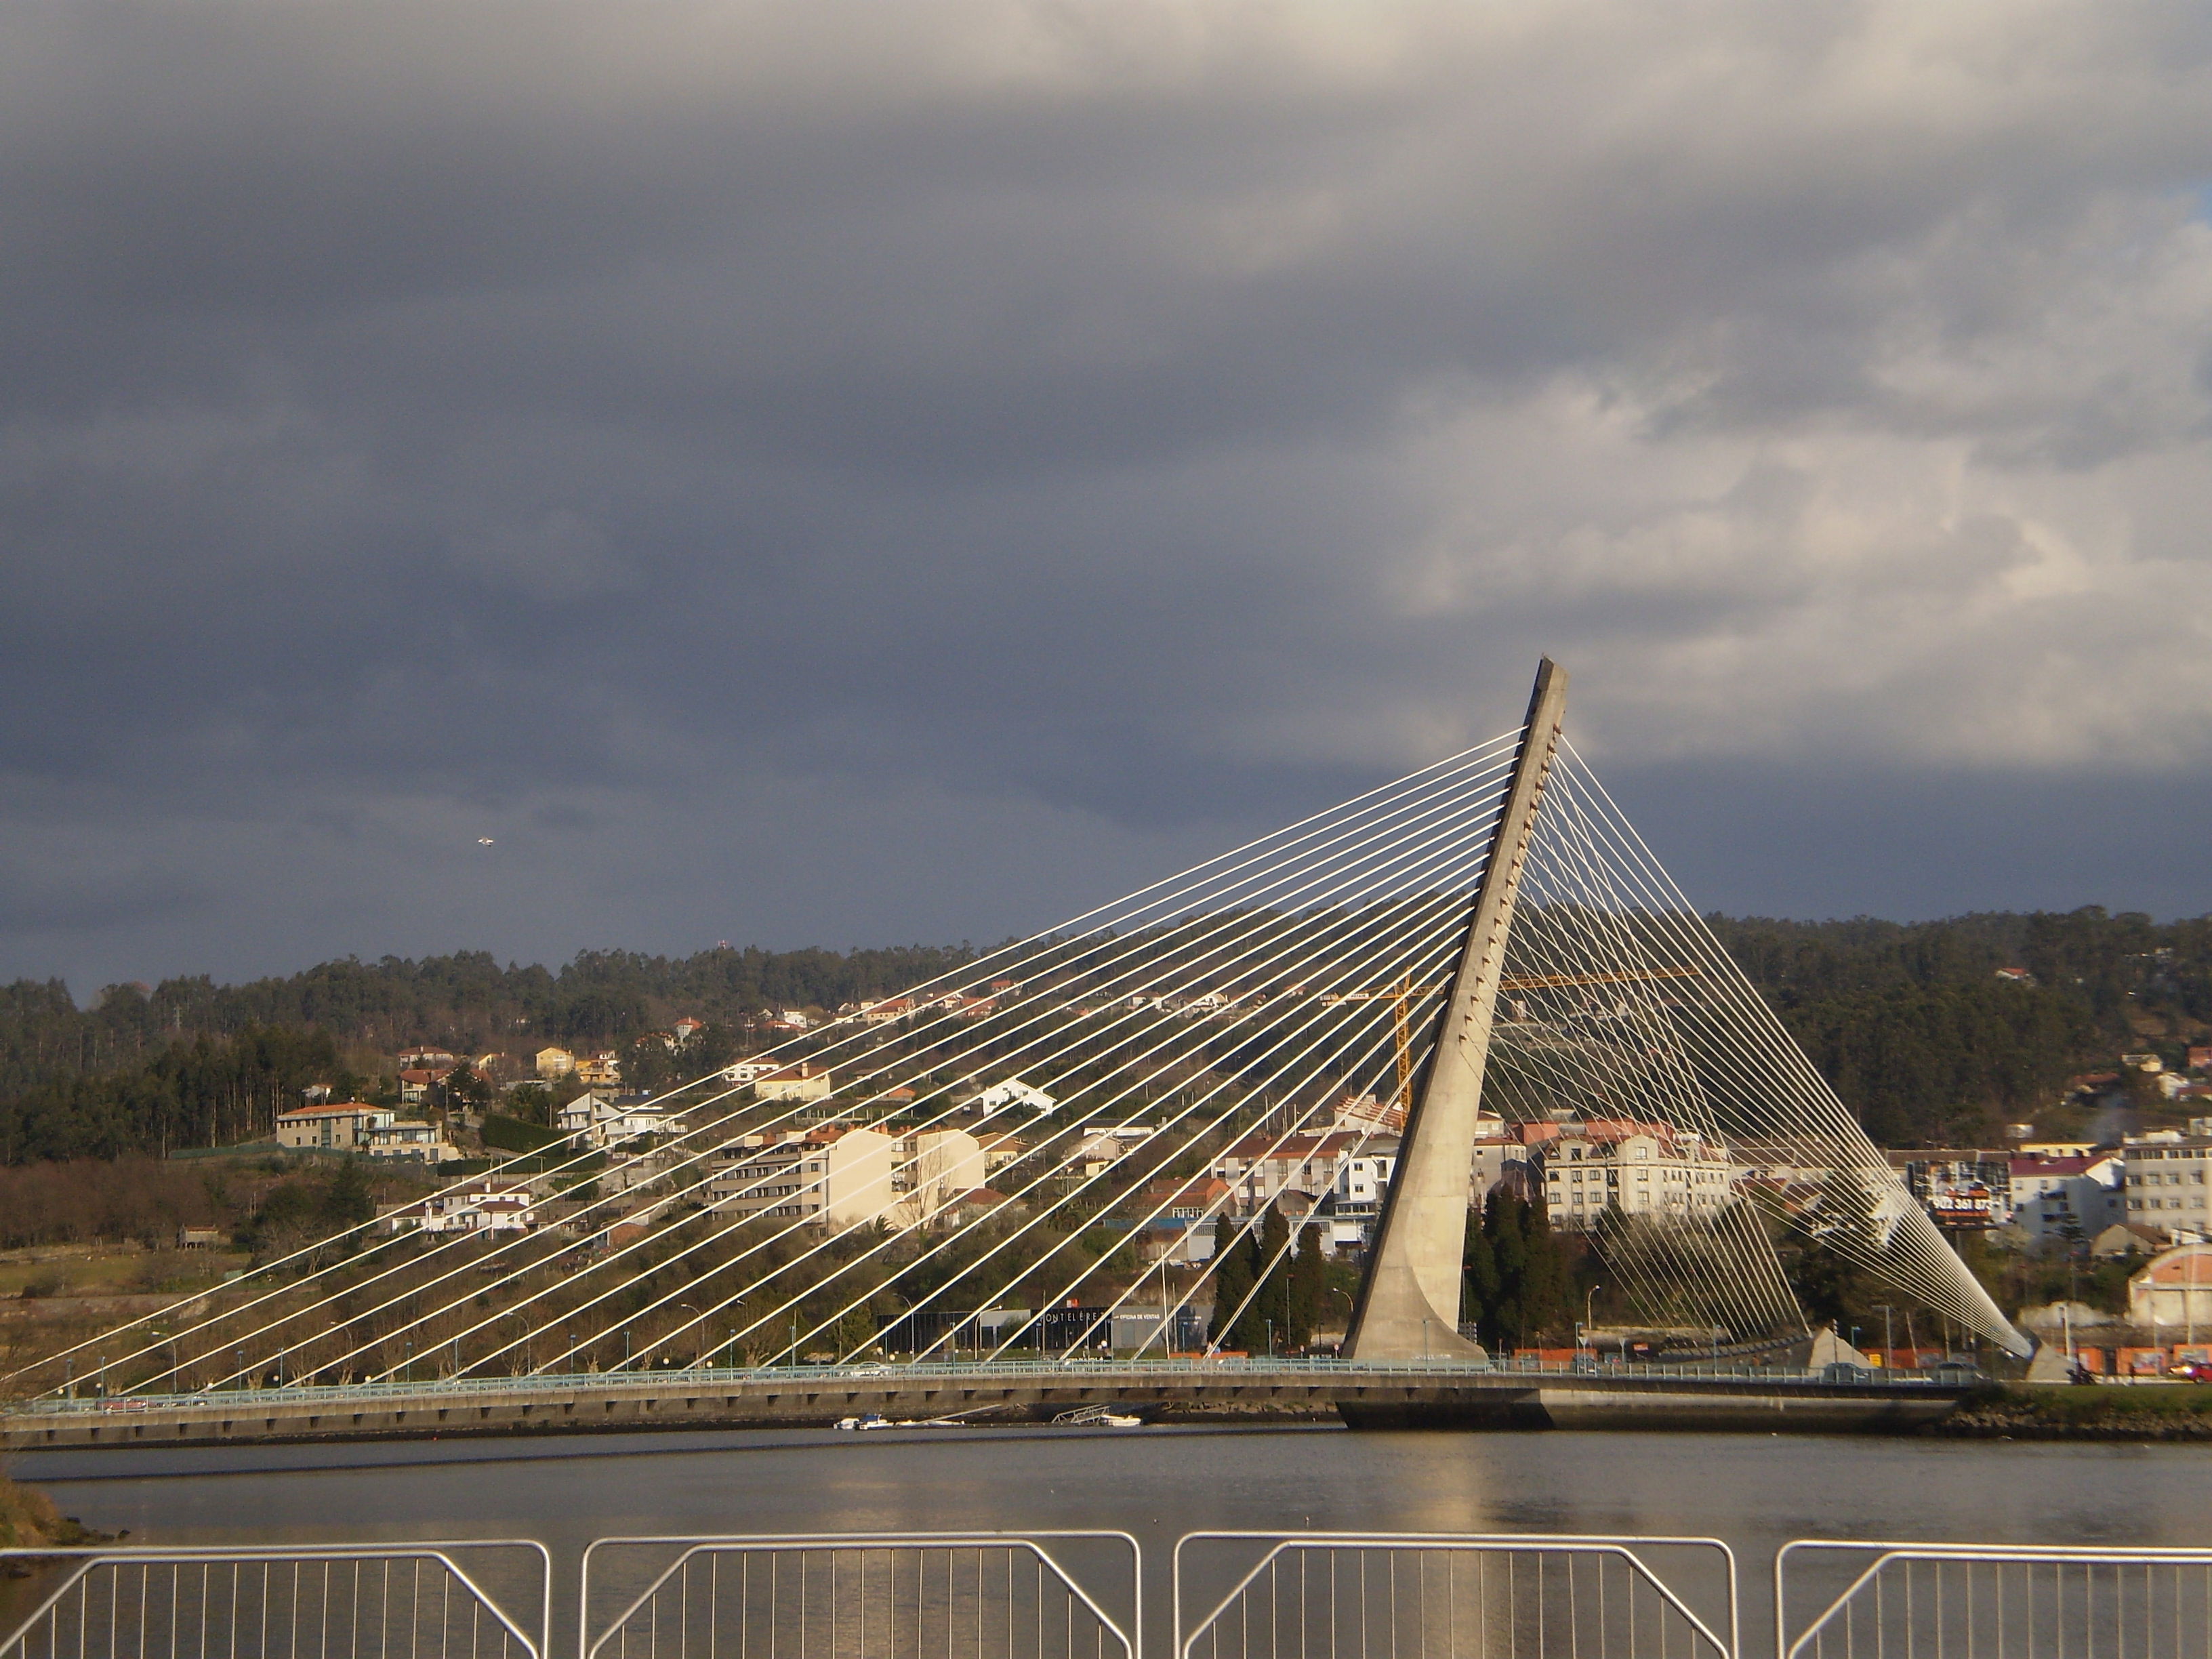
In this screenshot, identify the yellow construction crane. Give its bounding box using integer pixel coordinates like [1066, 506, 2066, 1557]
[1325, 966, 1700, 1110]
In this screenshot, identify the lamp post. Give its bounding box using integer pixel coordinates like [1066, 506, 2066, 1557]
[1584, 1284, 1602, 1357]
[676, 1303, 703, 1370]
[1873, 1303, 1896, 1371]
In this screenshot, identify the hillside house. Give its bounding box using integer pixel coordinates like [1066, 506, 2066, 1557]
[275, 1102, 394, 1152]
[380, 1181, 539, 1235]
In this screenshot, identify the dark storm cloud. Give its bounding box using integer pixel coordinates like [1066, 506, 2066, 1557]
[5, 0, 2212, 991]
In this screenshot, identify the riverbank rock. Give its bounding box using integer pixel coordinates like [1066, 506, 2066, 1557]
[1940, 1385, 2212, 1440]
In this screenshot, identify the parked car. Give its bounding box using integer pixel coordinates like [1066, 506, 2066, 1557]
[2166, 1360, 2212, 1382]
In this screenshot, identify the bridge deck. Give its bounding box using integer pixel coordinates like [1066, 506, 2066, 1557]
[2, 1358, 1973, 1448]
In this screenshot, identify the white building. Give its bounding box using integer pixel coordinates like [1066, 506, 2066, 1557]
[975, 1078, 1058, 1114]
[555, 1091, 670, 1147]
[753, 1061, 835, 1103]
[380, 1181, 538, 1235]
[2010, 1153, 2126, 1242]
[708, 1125, 898, 1226]
[705, 1124, 995, 1231]
[274, 1102, 394, 1151]
[1328, 1151, 1399, 1251]
[2121, 1132, 2212, 1235]
[1212, 1131, 1401, 1214]
[895, 1128, 987, 1225]
[1541, 1126, 1736, 1233]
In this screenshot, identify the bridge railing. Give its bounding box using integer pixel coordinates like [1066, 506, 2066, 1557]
[1776, 1540, 2212, 1659]
[6, 1355, 1975, 1414]
[1174, 1532, 1739, 1659]
[0, 1540, 550, 1659]
[577, 1531, 1142, 1659]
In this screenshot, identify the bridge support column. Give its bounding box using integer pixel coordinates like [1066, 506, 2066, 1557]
[1343, 658, 1568, 1364]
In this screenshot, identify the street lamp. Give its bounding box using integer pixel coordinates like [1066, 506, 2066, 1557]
[1872, 1303, 1896, 1370]
[1584, 1285, 1603, 1356]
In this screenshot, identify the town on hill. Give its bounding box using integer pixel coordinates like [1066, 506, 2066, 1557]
[2, 905, 2210, 1380]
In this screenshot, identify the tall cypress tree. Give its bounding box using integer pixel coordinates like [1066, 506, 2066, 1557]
[1237, 1206, 1292, 1353]
[1517, 1195, 1565, 1343]
[1462, 1203, 1499, 1338]
[1484, 1189, 1532, 1348]
[1209, 1214, 1254, 1348]
[1288, 1223, 1327, 1349]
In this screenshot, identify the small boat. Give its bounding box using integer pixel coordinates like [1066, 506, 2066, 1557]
[836, 1410, 978, 1431]
[1051, 1404, 1145, 1428]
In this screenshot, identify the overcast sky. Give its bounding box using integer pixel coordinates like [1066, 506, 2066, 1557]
[5, 0, 2212, 996]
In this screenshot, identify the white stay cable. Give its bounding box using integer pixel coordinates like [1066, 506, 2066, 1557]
[1553, 747, 2024, 1347]
[417, 763, 1515, 1377]
[556, 824, 1495, 1374]
[220, 752, 1521, 1388]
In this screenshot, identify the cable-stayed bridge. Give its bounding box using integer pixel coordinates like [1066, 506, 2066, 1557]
[2, 660, 2030, 1446]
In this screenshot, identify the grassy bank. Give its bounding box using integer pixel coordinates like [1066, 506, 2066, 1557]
[1944, 1383, 2212, 1439]
[0, 1471, 66, 1549]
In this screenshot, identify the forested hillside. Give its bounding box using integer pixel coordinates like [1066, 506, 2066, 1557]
[1, 907, 2205, 1164]
[0, 943, 974, 1162]
[1708, 908, 2212, 1144]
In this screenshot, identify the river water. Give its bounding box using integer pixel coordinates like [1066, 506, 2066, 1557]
[13, 1425, 2212, 1650]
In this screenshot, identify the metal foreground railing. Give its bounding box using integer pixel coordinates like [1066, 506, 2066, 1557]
[577, 1532, 1141, 1659]
[13, 1532, 2209, 1659]
[0, 1540, 550, 1659]
[1174, 1533, 1738, 1659]
[1777, 1541, 2212, 1659]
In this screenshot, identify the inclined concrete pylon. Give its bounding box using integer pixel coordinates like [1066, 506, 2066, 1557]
[1343, 657, 1569, 1363]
